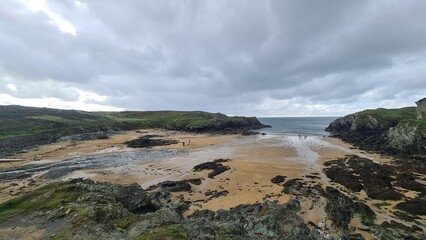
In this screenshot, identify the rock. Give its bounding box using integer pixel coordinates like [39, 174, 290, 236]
[125, 135, 178, 148]
[395, 193, 426, 216]
[113, 183, 158, 213]
[186, 178, 202, 185]
[324, 187, 375, 230]
[193, 159, 231, 178]
[185, 198, 318, 239]
[160, 180, 192, 192]
[241, 131, 260, 136]
[358, 225, 370, 231]
[271, 175, 286, 184]
[204, 190, 229, 199]
[416, 97, 426, 119]
[394, 173, 425, 192]
[324, 155, 404, 200]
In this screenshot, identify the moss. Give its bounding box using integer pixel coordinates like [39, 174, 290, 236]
[0, 183, 81, 223]
[353, 212, 375, 226]
[114, 213, 141, 229]
[135, 228, 189, 240]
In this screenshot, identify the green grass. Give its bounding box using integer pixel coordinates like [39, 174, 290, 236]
[135, 228, 189, 240]
[358, 107, 417, 122]
[114, 214, 141, 229]
[0, 183, 81, 223]
[26, 115, 77, 123]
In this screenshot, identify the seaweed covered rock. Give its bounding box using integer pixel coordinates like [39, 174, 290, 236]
[324, 187, 375, 230]
[193, 159, 231, 178]
[271, 175, 286, 184]
[160, 180, 192, 192]
[324, 155, 404, 200]
[125, 135, 178, 148]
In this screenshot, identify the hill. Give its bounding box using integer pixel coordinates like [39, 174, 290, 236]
[0, 105, 268, 158]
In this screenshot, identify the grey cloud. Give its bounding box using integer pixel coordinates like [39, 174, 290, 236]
[0, 0, 426, 115]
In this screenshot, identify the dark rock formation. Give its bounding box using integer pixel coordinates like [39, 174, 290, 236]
[204, 190, 229, 199]
[185, 198, 320, 239]
[324, 187, 375, 230]
[271, 175, 286, 184]
[395, 192, 426, 216]
[193, 159, 231, 178]
[241, 131, 260, 136]
[324, 155, 404, 200]
[187, 178, 202, 185]
[125, 135, 178, 148]
[160, 180, 192, 192]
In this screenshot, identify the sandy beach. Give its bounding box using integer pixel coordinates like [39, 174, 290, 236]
[0, 129, 424, 239]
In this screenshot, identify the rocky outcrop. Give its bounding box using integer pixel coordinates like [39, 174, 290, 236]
[0, 179, 324, 240]
[387, 120, 418, 152]
[326, 99, 426, 156]
[416, 97, 426, 119]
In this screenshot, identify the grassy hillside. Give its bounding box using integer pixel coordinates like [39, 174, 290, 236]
[0, 105, 266, 157]
[355, 107, 417, 127]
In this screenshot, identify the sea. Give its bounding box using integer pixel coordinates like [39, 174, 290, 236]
[257, 117, 338, 137]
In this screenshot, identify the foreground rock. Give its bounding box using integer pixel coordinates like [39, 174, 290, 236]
[1, 177, 425, 239]
[0, 179, 322, 239]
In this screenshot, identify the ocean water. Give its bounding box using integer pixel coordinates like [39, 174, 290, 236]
[258, 117, 338, 136]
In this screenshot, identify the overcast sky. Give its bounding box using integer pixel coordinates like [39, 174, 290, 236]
[1, 0, 426, 116]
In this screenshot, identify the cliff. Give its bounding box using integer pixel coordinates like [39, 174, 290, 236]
[326, 101, 426, 157]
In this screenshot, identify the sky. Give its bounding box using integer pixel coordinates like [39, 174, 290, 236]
[1, 0, 426, 117]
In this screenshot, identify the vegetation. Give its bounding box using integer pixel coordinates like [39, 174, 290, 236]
[0, 105, 264, 141]
[0, 182, 80, 223]
[135, 228, 189, 240]
[357, 107, 417, 122]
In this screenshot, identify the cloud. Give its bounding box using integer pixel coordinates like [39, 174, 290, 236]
[0, 0, 425, 116]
